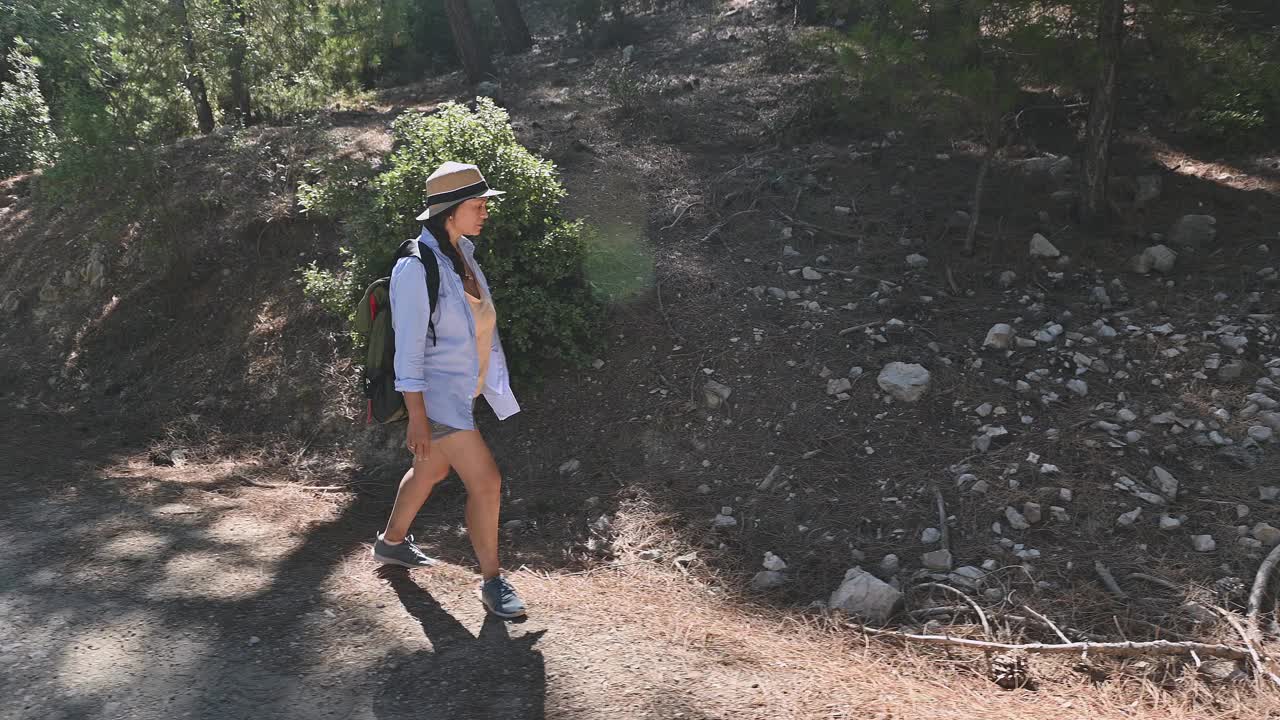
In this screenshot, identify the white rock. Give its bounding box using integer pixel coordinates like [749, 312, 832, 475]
[1117, 507, 1142, 528]
[1149, 466, 1178, 500]
[877, 363, 932, 402]
[922, 548, 953, 571]
[921, 527, 942, 544]
[1005, 506, 1031, 530]
[827, 377, 853, 396]
[1253, 523, 1280, 546]
[879, 554, 900, 575]
[763, 552, 788, 571]
[975, 403, 993, 418]
[703, 380, 733, 409]
[1159, 515, 1182, 530]
[1029, 233, 1060, 258]
[1191, 534, 1217, 552]
[829, 567, 903, 622]
[751, 570, 788, 590]
[983, 323, 1014, 350]
[1066, 379, 1089, 397]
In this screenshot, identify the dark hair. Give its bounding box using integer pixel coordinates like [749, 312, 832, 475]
[423, 204, 467, 281]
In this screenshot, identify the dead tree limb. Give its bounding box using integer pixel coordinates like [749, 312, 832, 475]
[1247, 542, 1280, 630]
[850, 625, 1251, 661]
[932, 486, 950, 554]
[1021, 605, 1071, 645]
[914, 583, 989, 639]
[1094, 561, 1128, 600]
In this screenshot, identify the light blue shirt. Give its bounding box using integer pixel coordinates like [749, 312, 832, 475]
[390, 227, 520, 430]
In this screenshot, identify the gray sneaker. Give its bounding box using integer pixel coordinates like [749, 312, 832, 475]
[371, 533, 437, 568]
[480, 576, 527, 618]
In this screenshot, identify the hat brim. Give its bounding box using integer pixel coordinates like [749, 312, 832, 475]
[415, 188, 505, 221]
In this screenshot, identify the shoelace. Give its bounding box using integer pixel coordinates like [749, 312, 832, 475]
[403, 536, 433, 562]
[490, 577, 517, 603]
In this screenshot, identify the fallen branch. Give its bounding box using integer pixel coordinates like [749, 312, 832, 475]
[1248, 542, 1280, 627]
[1021, 605, 1071, 645]
[837, 322, 877, 337]
[932, 487, 950, 554]
[1128, 572, 1182, 593]
[908, 605, 1103, 642]
[850, 625, 1251, 661]
[1214, 605, 1280, 688]
[914, 583, 988, 639]
[1094, 561, 1129, 600]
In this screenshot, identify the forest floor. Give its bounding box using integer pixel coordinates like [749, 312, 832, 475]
[3, 0, 1280, 717]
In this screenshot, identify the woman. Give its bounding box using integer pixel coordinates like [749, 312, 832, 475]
[370, 161, 526, 619]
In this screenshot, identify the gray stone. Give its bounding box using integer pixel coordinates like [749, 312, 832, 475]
[750, 570, 788, 590]
[922, 548, 953, 571]
[703, 380, 732, 409]
[921, 527, 942, 544]
[1191, 534, 1217, 552]
[1066, 379, 1088, 397]
[998, 270, 1018, 288]
[1, 290, 18, 314]
[1005, 506, 1031, 531]
[879, 554, 900, 575]
[1090, 286, 1112, 307]
[1149, 466, 1178, 500]
[1169, 214, 1216, 249]
[829, 567, 903, 622]
[1139, 244, 1178, 274]
[802, 267, 823, 281]
[1159, 515, 1182, 530]
[1252, 523, 1280, 546]
[712, 514, 737, 528]
[1029, 233, 1060, 258]
[948, 566, 986, 589]
[1117, 507, 1142, 528]
[476, 81, 502, 100]
[763, 552, 788, 571]
[983, 323, 1013, 350]
[1248, 426, 1274, 443]
[877, 362, 932, 402]
[827, 377, 853, 396]
[1022, 502, 1042, 525]
[906, 253, 929, 269]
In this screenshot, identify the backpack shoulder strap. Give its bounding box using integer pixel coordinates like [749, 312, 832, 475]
[393, 239, 441, 345]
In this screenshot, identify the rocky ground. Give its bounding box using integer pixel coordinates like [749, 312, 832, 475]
[2, 0, 1280, 715]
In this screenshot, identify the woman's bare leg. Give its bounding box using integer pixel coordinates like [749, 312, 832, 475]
[434, 430, 502, 579]
[382, 450, 451, 543]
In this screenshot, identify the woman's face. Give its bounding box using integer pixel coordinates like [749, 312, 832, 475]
[445, 198, 490, 237]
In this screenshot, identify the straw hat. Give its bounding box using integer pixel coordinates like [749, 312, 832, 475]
[415, 161, 506, 221]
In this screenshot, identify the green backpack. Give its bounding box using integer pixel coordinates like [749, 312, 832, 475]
[354, 239, 441, 424]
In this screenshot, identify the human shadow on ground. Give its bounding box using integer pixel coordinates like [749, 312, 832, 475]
[373, 566, 547, 720]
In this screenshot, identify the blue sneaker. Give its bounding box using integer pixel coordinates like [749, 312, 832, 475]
[480, 576, 527, 618]
[371, 533, 438, 568]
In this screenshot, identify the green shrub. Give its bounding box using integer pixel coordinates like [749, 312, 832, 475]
[0, 42, 57, 175]
[299, 98, 604, 377]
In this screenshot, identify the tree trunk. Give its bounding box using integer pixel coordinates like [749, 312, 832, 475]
[1081, 0, 1124, 226]
[794, 0, 817, 26]
[443, 0, 495, 83]
[490, 0, 532, 54]
[170, 0, 215, 133]
[226, 0, 252, 125]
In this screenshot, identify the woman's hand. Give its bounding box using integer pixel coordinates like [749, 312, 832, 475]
[406, 417, 432, 460]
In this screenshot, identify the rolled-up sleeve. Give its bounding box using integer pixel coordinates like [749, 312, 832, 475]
[389, 257, 430, 393]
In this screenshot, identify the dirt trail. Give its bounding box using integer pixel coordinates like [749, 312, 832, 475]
[4, 409, 1269, 720]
